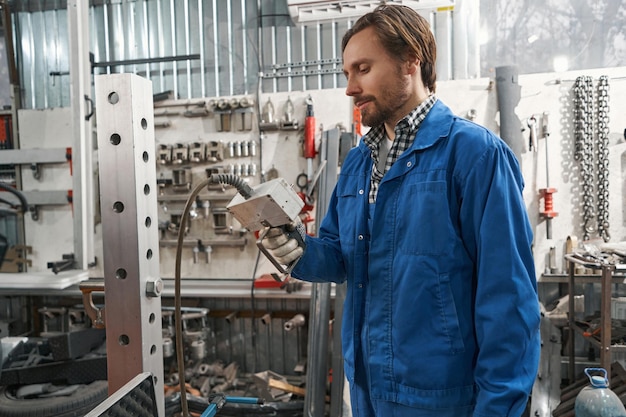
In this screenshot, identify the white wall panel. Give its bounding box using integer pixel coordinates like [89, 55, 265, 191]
[17, 107, 74, 272]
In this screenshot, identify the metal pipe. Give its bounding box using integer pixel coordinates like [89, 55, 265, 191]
[159, 238, 247, 248]
[495, 65, 524, 162]
[284, 313, 305, 332]
[225, 311, 238, 324]
[305, 128, 339, 417]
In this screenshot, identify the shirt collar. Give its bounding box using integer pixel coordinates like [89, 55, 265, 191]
[363, 95, 437, 151]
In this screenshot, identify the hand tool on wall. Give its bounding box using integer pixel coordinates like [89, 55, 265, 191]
[304, 95, 317, 185]
[538, 111, 557, 239]
[527, 115, 538, 152]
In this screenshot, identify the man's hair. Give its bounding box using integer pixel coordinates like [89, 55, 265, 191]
[341, 4, 437, 93]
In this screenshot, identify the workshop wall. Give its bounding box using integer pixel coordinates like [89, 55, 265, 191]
[421, 67, 625, 282]
[16, 66, 626, 288]
[148, 88, 352, 279]
[435, 67, 626, 280]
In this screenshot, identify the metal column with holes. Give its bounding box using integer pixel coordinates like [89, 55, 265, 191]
[95, 73, 164, 417]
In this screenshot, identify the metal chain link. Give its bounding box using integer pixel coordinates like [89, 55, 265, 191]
[573, 76, 596, 241]
[596, 75, 610, 242]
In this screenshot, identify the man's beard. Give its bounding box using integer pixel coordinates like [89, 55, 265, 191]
[360, 72, 410, 127]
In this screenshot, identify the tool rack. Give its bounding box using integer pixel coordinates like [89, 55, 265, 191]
[566, 252, 626, 384]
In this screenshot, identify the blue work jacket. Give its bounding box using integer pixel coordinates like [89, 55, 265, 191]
[292, 100, 541, 417]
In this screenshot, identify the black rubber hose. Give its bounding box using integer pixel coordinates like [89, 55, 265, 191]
[210, 174, 253, 199]
[0, 182, 28, 213]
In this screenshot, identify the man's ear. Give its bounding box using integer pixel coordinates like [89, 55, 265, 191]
[406, 54, 420, 75]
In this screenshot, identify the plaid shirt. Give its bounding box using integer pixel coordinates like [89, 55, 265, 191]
[363, 95, 437, 203]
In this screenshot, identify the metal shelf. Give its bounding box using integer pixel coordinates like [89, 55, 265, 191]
[565, 252, 624, 384]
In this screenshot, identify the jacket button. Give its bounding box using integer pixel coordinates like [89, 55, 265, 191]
[407, 161, 412, 167]
[358, 284, 363, 288]
[358, 235, 364, 240]
[358, 189, 364, 195]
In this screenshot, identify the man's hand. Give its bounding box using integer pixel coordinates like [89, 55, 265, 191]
[260, 219, 305, 265]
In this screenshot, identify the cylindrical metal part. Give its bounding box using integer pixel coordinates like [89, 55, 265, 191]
[241, 140, 249, 157]
[261, 313, 272, 325]
[205, 245, 212, 263]
[495, 65, 524, 162]
[239, 97, 253, 108]
[284, 313, 306, 332]
[216, 98, 228, 110]
[163, 337, 174, 358]
[227, 142, 235, 158]
[549, 246, 557, 274]
[225, 311, 238, 323]
[192, 246, 199, 264]
[190, 339, 206, 361]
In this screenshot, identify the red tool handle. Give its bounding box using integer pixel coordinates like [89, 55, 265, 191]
[304, 114, 316, 158]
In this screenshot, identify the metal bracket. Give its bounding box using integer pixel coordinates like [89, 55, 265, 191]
[30, 163, 41, 179]
[0, 148, 70, 180]
[79, 279, 106, 329]
[2, 190, 73, 221]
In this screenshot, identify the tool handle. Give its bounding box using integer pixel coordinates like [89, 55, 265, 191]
[224, 396, 262, 404]
[256, 224, 306, 279]
[200, 404, 217, 417]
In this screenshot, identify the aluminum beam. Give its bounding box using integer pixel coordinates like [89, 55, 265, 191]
[0, 148, 68, 164]
[3, 190, 68, 206]
[68, 0, 95, 270]
[95, 73, 164, 417]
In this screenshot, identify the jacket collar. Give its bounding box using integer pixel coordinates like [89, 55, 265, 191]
[357, 100, 454, 155]
[410, 100, 454, 151]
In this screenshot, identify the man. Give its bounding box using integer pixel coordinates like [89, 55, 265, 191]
[262, 4, 540, 417]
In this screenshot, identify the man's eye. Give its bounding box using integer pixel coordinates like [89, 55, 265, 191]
[359, 67, 369, 73]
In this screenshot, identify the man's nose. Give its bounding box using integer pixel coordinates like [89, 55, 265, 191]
[345, 77, 360, 96]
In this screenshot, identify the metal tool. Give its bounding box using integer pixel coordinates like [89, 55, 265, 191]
[216, 175, 305, 277]
[538, 111, 557, 239]
[200, 394, 262, 417]
[527, 115, 538, 152]
[304, 95, 317, 184]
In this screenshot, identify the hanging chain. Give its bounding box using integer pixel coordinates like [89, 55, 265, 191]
[573, 76, 596, 241]
[596, 75, 610, 242]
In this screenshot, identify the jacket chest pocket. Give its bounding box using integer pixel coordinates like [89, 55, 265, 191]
[335, 177, 366, 250]
[395, 180, 453, 256]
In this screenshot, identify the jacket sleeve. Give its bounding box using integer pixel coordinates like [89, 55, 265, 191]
[459, 137, 541, 417]
[291, 185, 348, 284]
